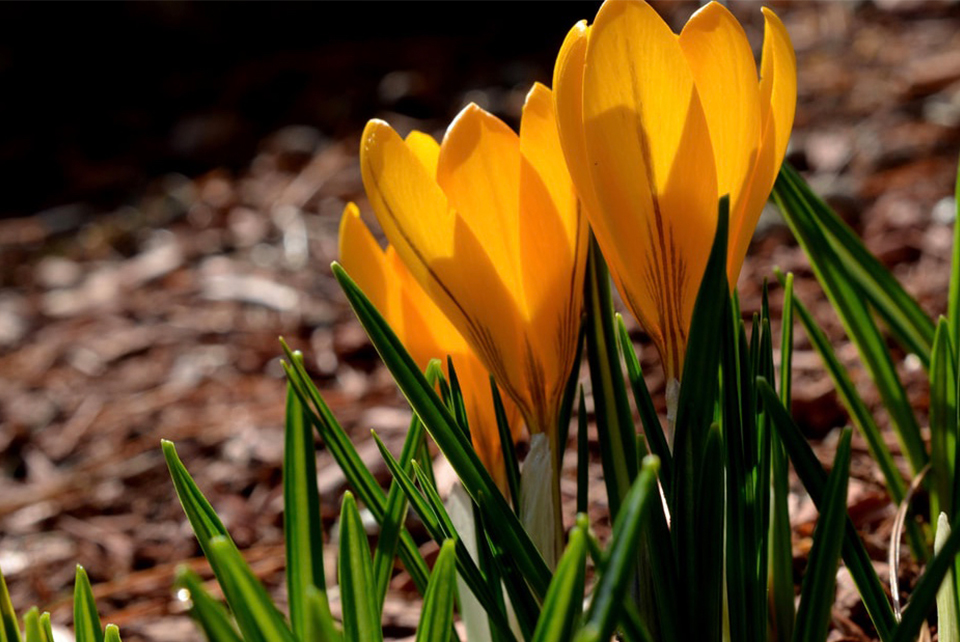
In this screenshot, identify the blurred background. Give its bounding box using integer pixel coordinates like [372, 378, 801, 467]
[2, 1, 960, 640]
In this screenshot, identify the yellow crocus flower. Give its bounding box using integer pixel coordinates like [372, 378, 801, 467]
[359, 83, 588, 448]
[359, 83, 587, 565]
[554, 0, 796, 383]
[339, 202, 522, 492]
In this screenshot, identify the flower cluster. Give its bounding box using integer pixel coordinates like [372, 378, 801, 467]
[341, 0, 795, 490]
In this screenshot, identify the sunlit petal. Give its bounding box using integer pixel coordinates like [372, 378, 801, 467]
[582, 0, 718, 376]
[362, 118, 527, 414]
[517, 83, 586, 407]
[437, 104, 524, 300]
[405, 130, 441, 178]
[679, 1, 762, 282]
[338, 202, 390, 323]
[554, 21, 602, 224]
[760, 7, 797, 172]
[728, 7, 797, 281]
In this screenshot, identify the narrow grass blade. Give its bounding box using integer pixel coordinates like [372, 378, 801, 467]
[757, 312, 775, 642]
[283, 373, 328, 640]
[163, 441, 231, 546]
[673, 197, 728, 642]
[930, 318, 957, 520]
[770, 276, 796, 642]
[418, 459, 537, 638]
[723, 295, 749, 642]
[780, 273, 795, 406]
[279, 345, 432, 594]
[74, 567, 104, 642]
[163, 442, 294, 642]
[695, 425, 726, 642]
[23, 609, 43, 642]
[775, 163, 934, 364]
[577, 388, 588, 516]
[617, 314, 672, 500]
[39, 614, 53, 642]
[584, 235, 637, 520]
[557, 326, 585, 460]
[333, 262, 552, 600]
[175, 567, 244, 642]
[492, 377, 522, 515]
[778, 278, 926, 560]
[577, 456, 661, 642]
[372, 433, 514, 640]
[936, 513, 960, 642]
[305, 585, 342, 642]
[793, 428, 852, 642]
[373, 413, 424, 609]
[618, 602, 655, 642]
[0, 563, 21, 642]
[773, 166, 928, 475]
[724, 296, 773, 642]
[949, 154, 960, 352]
[338, 493, 383, 642]
[416, 540, 458, 642]
[777, 278, 908, 502]
[446, 357, 471, 439]
[473, 502, 540, 642]
[574, 511, 671, 642]
[203, 536, 295, 642]
[638, 484, 679, 642]
[103, 626, 121, 642]
[759, 379, 897, 640]
[531, 527, 588, 642]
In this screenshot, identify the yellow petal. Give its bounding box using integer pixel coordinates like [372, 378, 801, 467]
[728, 7, 797, 281]
[554, 21, 604, 226]
[582, 0, 718, 377]
[405, 130, 441, 178]
[338, 202, 390, 320]
[679, 1, 762, 281]
[760, 7, 797, 172]
[361, 118, 524, 403]
[517, 82, 586, 409]
[554, 19, 651, 348]
[436, 104, 524, 300]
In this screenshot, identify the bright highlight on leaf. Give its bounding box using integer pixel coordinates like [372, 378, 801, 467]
[554, 0, 796, 381]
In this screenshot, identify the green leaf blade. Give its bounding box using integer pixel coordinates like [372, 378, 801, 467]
[531, 527, 588, 642]
[332, 262, 552, 601]
[580, 456, 661, 642]
[0, 562, 22, 642]
[415, 540, 458, 642]
[282, 374, 328, 640]
[793, 428, 852, 642]
[338, 492, 383, 642]
[759, 379, 896, 641]
[73, 567, 104, 642]
[175, 567, 244, 642]
[205, 536, 296, 642]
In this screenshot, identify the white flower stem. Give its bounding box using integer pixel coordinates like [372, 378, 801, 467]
[446, 483, 490, 641]
[520, 432, 562, 570]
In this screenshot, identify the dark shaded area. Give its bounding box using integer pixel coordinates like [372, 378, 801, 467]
[0, 1, 602, 217]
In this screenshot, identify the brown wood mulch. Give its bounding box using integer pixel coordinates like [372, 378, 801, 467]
[2, 2, 960, 640]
